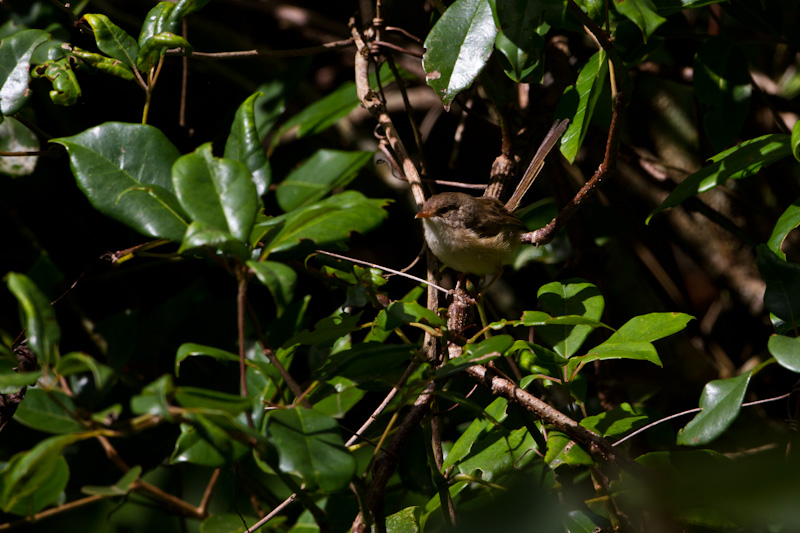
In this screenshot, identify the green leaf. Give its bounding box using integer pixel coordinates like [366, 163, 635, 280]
[52, 123, 188, 242]
[275, 149, 372, 212]
[56, 352, 114, 390]
[536, 280, 604, 358]
[579, 403, 648, 437]
[677, 372, 751, 446]
[0, 363, 41, 390]
[1, 456, 68, 516]
[556, 50, 608, 163]
[757, 244, 800, 327]
[650, 0, 725, 16]
[138, 31, 191, 72]
[173, 143, 259, 245]
[174, 386, 251, 415]
[260, 191, 389, 255]
[767, 196, 800, 259]
[175, 343, 240, 377]
[179, 221, 250, 260]
[264, 407, 356, 492]
[0, 116, 39, 176]
[0, 29, 50, 116]
[130, 374, 174, 419]
[320, 342, 414, 384]
[202, 513, 262, 533]
[386, 507, 421, 533]
[171, 418, 248, 466]
[443, 397, 508, 470]
[647, 134, 792, 222]
[136, 2, 195, 71]
[0, 433, 84, 513]
[82, 14, 139, 69]
[30, 56, 81, 106]
[792, 117, 800, 162]
[423, 0, 498, 110]
[225, 92, 271, 197]
[374, 300, 445, 332]
[13, 388, 83, 434]
[767, 334, 800, 373]
[69, 46, 134, 80]
[6, 272, 59, 366]
[519, 310, 610, 329]
[605, 312, 693, 343]
[248, 260, 297, 315]
[272, 82, 360, 147]
[566, 341, 662, 378]
[435, 335, 514, 379]
[311, 376, 365, 419]
[81, 466, 141, 496]
[490, 0, 550, 83]
[613, 0, 666, 41]
[544, 431, 594, 469]
[457, 427, 538, 481]
[694, 36, 751, 151]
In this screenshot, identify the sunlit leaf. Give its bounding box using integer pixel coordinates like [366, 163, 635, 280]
[0, 29, 50, 116]
[556, 50, 608, 163]
[677, 372, 751, 446]
[82, 13, 139, 69]
[767, 334, 800, 373]
[225, 92, 271, 197]
[536, 280, 604, 358]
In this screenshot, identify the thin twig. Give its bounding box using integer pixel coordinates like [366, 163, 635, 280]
[171, 38, 354, 59]
[198, 468, 221, 516]
[0, 494, 109, 530]
[245, 493, 297, 532]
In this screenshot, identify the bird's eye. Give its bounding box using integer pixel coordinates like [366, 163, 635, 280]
[436, 204, 456, 216]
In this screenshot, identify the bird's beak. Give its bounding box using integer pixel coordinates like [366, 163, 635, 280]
[415, 212, 431, 219]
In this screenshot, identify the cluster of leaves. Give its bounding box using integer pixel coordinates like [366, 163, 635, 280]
[2, 0, 800, 532]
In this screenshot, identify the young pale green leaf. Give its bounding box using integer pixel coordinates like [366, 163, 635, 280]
[52, 122, 188, 242]
[767, 334, 800, 373]
[677, 371, 751, 446]
[647, 134, 792, 223]
[13, 388, 83, 434]
[442, 397, 508, 470]
[536, 280, 604, 358]
[757, 244, 800, 327]
[556, 50, 608, 163]
[130, 374, 174, 420]
[519, 310, 611, 329]
[793, 117, 800, 162]
[613, 0, 666, 41]
[386, 507, 422, 533]
[767, 197, 800, 259]
[248, 260, 297, 315]
[0, 433, 84, 513]
[260, 191, 388, 255]
[694, 36, 751, 152]
[175, 343, 240, 377]
[264, 407, 356, 492]
[81, 466, 142, 496]
[605, 312, 693, 343]
[174, 386, 252, 415]
[544, 431, 594, 469]
[69, 46, 134, 80]
[225, 92, 271, 197]
[172, 143, 259, 244]
[6, 272, 59, 366]
[56, 352, 114, 390]
[566, 341, 662, 378]
[456, 427, 538, 481]
[0, 117, 39, 176]
[423, 0, 498, 110]
[579, 403, 648, 437]
[82, 14, 139, 69]
[0, 29, 50, 116]
[275, 149, 372, 212]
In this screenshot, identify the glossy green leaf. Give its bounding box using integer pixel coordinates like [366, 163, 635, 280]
[248, 260, 297, 315]
[272, 82, 358, 147]
[767, 196, 800, 259]
[175, 343, 240, 377]
[0, 116, 39, 176]
[757, 244, 800, 327]
[457, 426, 538, 481]
[423, 0, 498, 109]
[567, 341, 662, 378]
[264, 407, 356, 492]
[81, 466, 141, 496]
[174, 386, 251, 415]
[30, 56, 81, 106]
[647, 134, 791, 222]
[677, 371, 751, 446]
[130, 374, 174, 419]
[579, 403, 648, 437]
[494, 31, 543, 84]
[442, 397, 508, 470]
[0, 29, 50, 116]
[490, 0, 549, 83]
[13, 388, 83, 434]
[69, 46, 134, 80]
[6, 272, 59, 365]
[613, 0, 666, 41]
[173, 143, 258, 245]
[56, 352, 113, 389]
[82, 13, 139, 69]
[179, 221, 250, 260]
[275, 149, 372, 212]
[225, 92, 271, 197]
[138, 2, 176, 46]
[767, 334, 800, 373]
[171, 418, 248, 466]
[53, 123, 188, 242]
[374, 300, 445, 332]
[386, 506, 421, 533]
[0, 364, 41, 390]
[605, 312, 693, 343]
[435, 335, 514, 379]
[260, 191, 388, 255]
[519, 310, 610, 329]
[166, 0, 212, 28]
[0, 433, 84, 513]
[138, 31, 191, 72]
[2, 455, 68, 516]
[544, 431, 594, 469]
[556, 50, 608, 163]
[536, 280, 604, 358]
[311, 376, 365, 419]
[792, 117, 800, 162]
[694, 36, 751, 151]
